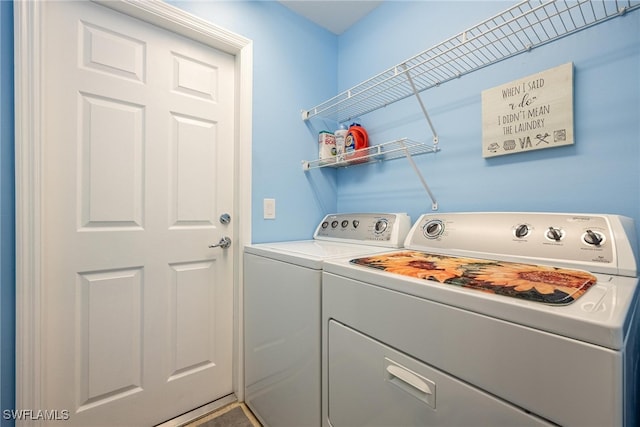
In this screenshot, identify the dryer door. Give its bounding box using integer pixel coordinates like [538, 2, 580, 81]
[244, 253, 321, 427]
[327, 320, 552, 427]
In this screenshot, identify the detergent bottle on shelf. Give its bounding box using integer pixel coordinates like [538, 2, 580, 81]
[334, 124, 348, 162]
[345, 123, 369, 162]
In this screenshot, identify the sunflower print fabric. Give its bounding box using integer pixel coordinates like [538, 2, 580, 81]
[350, 251, 597, 305]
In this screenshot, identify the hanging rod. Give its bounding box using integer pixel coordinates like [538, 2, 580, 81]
[301, 0, 640, 124]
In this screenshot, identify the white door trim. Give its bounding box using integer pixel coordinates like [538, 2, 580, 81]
[14, 1, 252, 421]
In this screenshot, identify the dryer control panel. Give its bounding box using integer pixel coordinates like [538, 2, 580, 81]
[314, 213, 411, 248]
[405, 212, 638, 276]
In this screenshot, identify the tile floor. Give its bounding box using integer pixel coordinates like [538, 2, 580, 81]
[184, 402, 261, 427]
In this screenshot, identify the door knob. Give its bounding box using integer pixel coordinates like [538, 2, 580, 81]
[209, 236, 232, 249]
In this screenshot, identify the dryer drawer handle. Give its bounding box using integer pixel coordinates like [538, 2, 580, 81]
[386, 364, 432, 395]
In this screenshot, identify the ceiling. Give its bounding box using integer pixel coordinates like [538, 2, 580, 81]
[278, 1, 383, 35]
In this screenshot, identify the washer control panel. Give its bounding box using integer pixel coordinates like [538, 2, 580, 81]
[314, 213, 411, 248]
[405, 212, 638, 276]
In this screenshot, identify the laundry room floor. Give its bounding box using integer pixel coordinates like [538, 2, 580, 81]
[184, 402, 261, 427]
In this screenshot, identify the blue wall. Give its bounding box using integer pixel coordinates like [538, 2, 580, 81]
[335, 1, 640, 243]
[0, 1, 15, 425]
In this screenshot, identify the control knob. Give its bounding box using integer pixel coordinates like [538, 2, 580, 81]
[423, 219, 444, 239]
[514, 224, 529, 238]
[546, 227, 563, 242]
[374, 219, 388, 234]
[584, 229, 604, 246]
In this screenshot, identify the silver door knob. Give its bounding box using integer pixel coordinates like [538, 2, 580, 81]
[209, 236, 232, 249]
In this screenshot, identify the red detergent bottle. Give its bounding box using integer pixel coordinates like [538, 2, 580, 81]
[345, 123, 369, 162]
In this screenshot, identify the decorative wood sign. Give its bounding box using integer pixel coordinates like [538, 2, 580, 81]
[481, 62, 574, 158]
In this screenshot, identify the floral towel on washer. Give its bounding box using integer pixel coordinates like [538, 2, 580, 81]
[350, 251, 598, 305]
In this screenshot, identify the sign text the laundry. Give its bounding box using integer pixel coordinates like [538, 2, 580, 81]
[481, 63, 574, 158]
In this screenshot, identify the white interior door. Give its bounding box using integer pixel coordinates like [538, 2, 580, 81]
[40, 1, 235, 425]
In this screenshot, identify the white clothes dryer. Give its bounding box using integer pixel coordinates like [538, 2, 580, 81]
[244, 213, 411, 427]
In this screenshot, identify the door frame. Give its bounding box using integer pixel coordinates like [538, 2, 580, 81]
[14, 0, 253, 420]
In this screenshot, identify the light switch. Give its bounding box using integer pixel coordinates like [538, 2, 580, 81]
[263, 198, 276, 219]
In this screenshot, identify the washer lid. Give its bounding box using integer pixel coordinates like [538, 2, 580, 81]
[350, 250, 598, 305]
[323, 255, 640, 350]
[244, 240, 393, 269]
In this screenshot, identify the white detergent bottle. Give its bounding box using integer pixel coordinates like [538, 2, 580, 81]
[334, 124, 347, 162]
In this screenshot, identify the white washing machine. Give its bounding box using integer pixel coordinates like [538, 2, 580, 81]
[322, 212, 640, 427]
[244, 213, 411, 427]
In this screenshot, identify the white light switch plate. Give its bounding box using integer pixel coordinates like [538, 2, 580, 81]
[263, 198, 276, 219]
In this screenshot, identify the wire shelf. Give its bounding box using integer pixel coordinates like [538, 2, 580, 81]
[302, 0, 640, 123]
[302, 138, 438, 170]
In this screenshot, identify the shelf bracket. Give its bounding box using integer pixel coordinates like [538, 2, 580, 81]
[401, 63, 439, 146]
[399, 140, 438, 211]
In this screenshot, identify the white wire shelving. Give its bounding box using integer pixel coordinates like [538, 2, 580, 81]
[302, 138, 438, 171]
[303, 138, 440, 210]
[302, 0, 640, 123]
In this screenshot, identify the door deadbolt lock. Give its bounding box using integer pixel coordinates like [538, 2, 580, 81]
[219, 213, 231, 225]
[209, 236, 232, 249]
